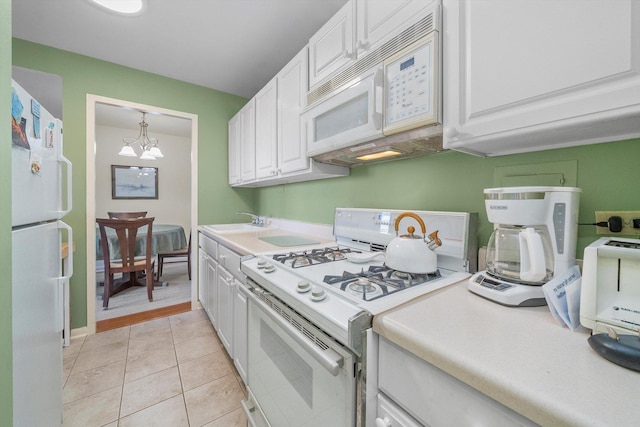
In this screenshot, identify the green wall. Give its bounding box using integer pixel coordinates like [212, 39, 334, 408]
[12, 39, 253, 330]
[256, 139, 640, 257]
[1, 0, 13, 423]
[10, 35, 640, 339]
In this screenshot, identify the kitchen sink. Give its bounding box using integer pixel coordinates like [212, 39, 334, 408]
[202, 223, 275, 234]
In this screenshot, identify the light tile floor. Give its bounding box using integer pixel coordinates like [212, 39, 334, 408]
[62, 309, 247, 427]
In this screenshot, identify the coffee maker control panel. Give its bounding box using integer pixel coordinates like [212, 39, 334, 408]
[553, 203, 566, 254]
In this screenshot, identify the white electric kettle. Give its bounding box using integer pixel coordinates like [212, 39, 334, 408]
[385, 212, 442, 274]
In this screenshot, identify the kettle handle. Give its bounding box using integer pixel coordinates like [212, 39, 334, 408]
[395, 212, 427, 236]
[519, 228, 547, 282]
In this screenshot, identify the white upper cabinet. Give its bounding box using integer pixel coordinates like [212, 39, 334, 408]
[309, 1, 355, 89]
[239, 100, 256, 182]
[230, 47, 349, 187]
[228, 115, 241, 185]
[309, 0, 435, 90]
[255, 78, 278, 179]
[356, 0, 437, 56]
[443, 0, 640, 157]
[278, 48, 310, 175]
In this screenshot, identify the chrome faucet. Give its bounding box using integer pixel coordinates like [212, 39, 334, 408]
[235, 211, 265, 227]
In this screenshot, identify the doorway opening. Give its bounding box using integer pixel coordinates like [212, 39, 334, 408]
[86, 95, 198, 335]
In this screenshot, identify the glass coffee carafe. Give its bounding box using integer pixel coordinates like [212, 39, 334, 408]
[485, 225, 554, 285]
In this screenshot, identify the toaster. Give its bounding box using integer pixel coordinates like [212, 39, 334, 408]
[580, 237, 640, 335]
[580, 237, 640, 370]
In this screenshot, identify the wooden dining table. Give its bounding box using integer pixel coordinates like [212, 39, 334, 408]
[96, 223, 187, 260]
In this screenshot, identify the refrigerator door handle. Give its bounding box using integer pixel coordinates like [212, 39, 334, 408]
[58, 220, 73, 336]
[58, 220, 73, 280]
[59, 155, 72, 216]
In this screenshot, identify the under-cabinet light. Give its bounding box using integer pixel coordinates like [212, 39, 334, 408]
[356, 150, 403, 162]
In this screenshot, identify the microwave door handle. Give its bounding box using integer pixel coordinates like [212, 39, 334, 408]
[372, 68, 383, 130]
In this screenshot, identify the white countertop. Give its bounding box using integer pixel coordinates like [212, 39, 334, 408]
[373, 282, 640, 427]
[198, 219, 335, 255]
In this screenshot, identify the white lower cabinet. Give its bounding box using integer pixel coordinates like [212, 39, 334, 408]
[216, 265, 234, 356]
[198, 231, 249, 385]
[233, 279, 248, 384]
[206, 258, 218, 327]
[378, 337, 535, 426]
[198, 234, 219, 327]
[376, 393, 422, 427]
[198, 248, 207, 310]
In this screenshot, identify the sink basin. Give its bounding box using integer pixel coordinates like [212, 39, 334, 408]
[202, 223, 275, 234]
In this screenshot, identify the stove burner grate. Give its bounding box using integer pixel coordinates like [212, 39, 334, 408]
[272, 246, 360, 268]
[323, 265, 442, 301]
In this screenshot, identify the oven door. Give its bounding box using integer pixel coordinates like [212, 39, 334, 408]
[304, 66, 384, 157]
[244, 288, 356, 427]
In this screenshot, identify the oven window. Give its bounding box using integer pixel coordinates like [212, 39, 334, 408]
[314, 92, 368, 142]
[260, 319, 313, 407]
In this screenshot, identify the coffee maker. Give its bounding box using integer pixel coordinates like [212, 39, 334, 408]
[469, 186, 581, 306]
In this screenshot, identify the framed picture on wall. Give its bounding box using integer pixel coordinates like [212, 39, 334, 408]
[111, 165, 158, 199]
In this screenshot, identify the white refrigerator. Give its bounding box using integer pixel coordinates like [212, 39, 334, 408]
[11, 77, 72, 426]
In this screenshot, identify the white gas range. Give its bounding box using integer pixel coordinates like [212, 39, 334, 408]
[240, 208, 477, 427]
[242, 208, 478, 349]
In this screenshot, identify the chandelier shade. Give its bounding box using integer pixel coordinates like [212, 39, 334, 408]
[119, 112, 163, 160]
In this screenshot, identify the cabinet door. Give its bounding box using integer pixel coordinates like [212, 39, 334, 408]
[443, 0, 640, 156]
[207, 258, 218, 327]
[255, 78, 278, 179]
[356, 0, 435, 56]
[233, 280, 248, 384]
[278, 47, 310, 175]
[309, 0, 355, 88]
[228, 114, 241, 185]
[240, 100, 256, 182]
[198, 248, 208, 312]
[217, 265, 234, 356]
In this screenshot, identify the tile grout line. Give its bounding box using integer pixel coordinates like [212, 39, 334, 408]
[116, 326, 132, 425]
[171, 313, 192, 427]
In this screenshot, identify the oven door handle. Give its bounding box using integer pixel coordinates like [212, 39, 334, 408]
[248, 291, 344, 376]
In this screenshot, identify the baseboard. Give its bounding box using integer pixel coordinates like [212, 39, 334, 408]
[96, 301, 192, 333]
[70, 326, 89, 339]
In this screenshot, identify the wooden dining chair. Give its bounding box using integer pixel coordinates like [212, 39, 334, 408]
[96, 217, 155, 308]
[156, 231, 191, 281]
[108, 211, 148, 219]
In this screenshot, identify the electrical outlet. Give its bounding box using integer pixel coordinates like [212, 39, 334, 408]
[595, 211, 640, 235]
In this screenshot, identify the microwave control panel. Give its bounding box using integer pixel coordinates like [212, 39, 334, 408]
[383, 33, 439, 135]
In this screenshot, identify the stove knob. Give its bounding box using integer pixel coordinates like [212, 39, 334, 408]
[297, 280, 311, 293]
[257, 259, 267, 269]
[263, 263, 276, 273]
[310, 286, 326, 302]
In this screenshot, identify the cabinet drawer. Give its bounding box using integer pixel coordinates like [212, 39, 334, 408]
[199, 233, 218, 259]
[379, 337, 535, 426]
[377, 393, 422, 427]
[218, 244, 242, 281]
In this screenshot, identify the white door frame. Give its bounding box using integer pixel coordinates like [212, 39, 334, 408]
[85, 94, 199, 335]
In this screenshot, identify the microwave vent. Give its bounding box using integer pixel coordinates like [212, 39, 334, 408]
[312, 126, 445, 167]
[307, 12, 436, 106]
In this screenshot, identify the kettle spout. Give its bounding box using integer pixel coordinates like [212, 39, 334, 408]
[426, 230, 442, 250]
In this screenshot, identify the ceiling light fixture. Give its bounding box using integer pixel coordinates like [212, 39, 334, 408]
[87, 0, 146, 15]
[119, 112, 164, 160]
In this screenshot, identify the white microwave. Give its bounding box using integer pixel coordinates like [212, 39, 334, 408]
[303, 30, 440, 158]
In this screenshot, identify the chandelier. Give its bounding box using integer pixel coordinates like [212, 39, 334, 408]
[118, 112, 164, 160]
